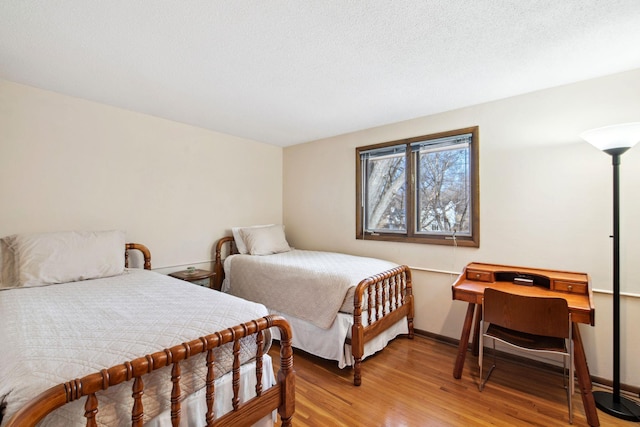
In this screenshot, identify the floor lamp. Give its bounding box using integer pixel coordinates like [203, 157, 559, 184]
[581, 122, 640, 421]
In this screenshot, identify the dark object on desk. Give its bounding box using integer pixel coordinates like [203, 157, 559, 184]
[495, 272, 549, 288]
[513, 276, 534, 286]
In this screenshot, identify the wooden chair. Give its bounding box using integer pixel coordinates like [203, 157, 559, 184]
[478, 288, 574, 424]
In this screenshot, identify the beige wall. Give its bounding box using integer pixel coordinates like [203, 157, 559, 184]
[3, 70, 640, 388]
[283, 68, 640, 386]
[0, 79, 283, 273]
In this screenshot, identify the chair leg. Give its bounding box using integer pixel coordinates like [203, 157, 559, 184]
[478, 320, 484, 391]
[563, 352, 567, 390]
[569, 339, 575, 396]
[479, 338, 496, 391]
[559, 338, 575, 424]
[568, 343, 574, 424]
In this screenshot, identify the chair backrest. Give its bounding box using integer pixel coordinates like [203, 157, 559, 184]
[483, 288, 570, 338]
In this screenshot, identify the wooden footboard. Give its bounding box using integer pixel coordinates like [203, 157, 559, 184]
[351, 264, 414, 386]
[5, 315, 295, 427]
[214, 236, 414, 386]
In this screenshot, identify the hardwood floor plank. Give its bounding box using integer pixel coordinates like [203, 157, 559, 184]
[268, 335, 638, 426]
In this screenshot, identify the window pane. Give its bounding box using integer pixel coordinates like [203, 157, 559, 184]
[415, 139, 470, 235]
[364, 151, 406, 232]
[356, 126, 478, 247]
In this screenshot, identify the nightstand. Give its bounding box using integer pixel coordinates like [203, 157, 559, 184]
[169, 269, 216, 289]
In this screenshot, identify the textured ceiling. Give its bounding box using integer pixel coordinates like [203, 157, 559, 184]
[2, 1, 640, 147]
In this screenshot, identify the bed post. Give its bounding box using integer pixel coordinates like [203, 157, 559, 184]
[406, 270, 415, 339]
[352, 285, 366, 387]
[214, 236, 234, 291]
[271, 317, 296, 427]
[125, 243, 152, 270]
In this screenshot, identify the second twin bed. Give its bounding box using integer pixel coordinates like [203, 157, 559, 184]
[214, 225, 414, 386]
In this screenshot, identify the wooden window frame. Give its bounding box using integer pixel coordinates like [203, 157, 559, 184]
[356, 126, 479, 247]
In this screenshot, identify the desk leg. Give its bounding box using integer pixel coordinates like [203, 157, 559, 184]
[573, 324, 599, 427]
[453, 303, 476, 379]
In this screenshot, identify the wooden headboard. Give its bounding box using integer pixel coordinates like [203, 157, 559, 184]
[125, 243, 151, 270]
[213, 236, 238, 290]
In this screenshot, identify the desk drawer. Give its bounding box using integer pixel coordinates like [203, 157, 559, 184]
[554, 281, 587, 294]
[466, 269, 493, 282]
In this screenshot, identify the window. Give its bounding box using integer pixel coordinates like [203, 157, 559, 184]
[356, 126, 479, 247]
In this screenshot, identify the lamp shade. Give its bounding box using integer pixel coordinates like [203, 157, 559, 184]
[580, 122, 640, 152]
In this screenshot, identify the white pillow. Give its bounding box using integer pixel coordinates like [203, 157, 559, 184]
[240, 224, 291, 256]
[231, 224, 274, 254]
[6, 230, 126, 288]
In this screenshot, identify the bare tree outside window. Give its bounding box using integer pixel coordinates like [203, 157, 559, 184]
[356, 127, 479, 247]
[416, 139, 470, 235]
[365, 152, 406, 232]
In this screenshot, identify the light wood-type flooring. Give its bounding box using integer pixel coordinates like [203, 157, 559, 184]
[268, 335, 638, 426]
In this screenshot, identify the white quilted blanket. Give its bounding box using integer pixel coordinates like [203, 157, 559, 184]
[0, 269, 270, 426]
[224, 250, 398, 329]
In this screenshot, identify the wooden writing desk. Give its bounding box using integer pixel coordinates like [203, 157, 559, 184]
[452, 262, 598, 426]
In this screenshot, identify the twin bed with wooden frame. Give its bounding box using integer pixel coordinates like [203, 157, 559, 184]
[0, 231, 295, 427]
[214, 229, 414, 386]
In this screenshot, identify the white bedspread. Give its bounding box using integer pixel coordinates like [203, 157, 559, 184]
[223, 250, 398, 329]
[0, 269, 271, 426]
[268, 309, 409, 369]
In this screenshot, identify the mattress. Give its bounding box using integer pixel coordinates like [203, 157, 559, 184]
[223, 249, 398, 328]
[0, 269, 272, 426]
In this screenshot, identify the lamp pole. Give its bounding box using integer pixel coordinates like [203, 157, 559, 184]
[612, 152, 621, 402]
[581, 123, 640, 421]
[592, 147, 639, 420]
